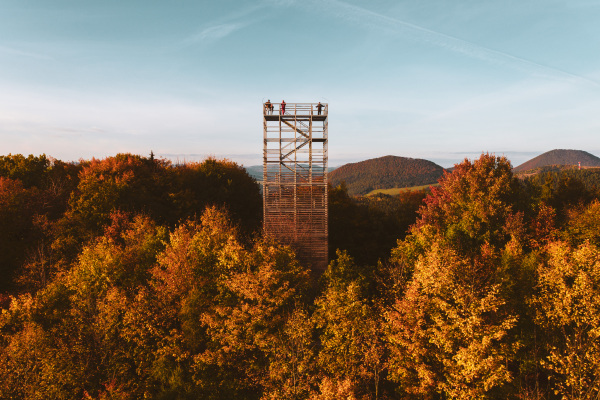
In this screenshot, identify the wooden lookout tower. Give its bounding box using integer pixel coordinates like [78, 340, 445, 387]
[263, 101, 328, 270]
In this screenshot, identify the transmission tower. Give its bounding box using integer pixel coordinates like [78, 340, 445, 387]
[263, 101, 328, 270]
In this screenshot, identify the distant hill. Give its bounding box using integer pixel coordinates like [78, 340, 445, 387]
[244, 165, 263, 181]
[329, 155, 445, 195]
[514, 149, 600, 172]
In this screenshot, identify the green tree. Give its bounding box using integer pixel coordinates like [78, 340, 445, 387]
[171, 157, 262, 233]
[329, 183, 427, 266]
[0, 154, 50, 188]
[529, 170, 596, 225]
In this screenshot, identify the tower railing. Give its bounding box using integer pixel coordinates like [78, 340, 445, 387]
[263, 102, 328, 116]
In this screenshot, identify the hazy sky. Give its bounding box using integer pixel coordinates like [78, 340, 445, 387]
[1, 0, 599, 167]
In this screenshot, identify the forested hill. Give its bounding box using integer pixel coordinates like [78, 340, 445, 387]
[514, 149, 600, 172]
[329, 155, 445, 195]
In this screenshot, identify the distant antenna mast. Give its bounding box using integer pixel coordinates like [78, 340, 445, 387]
[262, 101, 329, 270]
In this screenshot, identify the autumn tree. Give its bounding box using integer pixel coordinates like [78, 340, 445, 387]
[313, 250, 387, 400]
[0, 213, 167, 399]
[0, 177, 41, 292]
[386, 154, 529, 398]
[564, 200, 600, 247]
[52, 154, 261, 266]
[262, 307, 317, 399]
[414, 154, 526, 254]
[60, 154, 169, 234]
[114, 207, 310, 399]
[386, 243, 518, 398]
[533, 241, 600, 399]
[0, 154, 82, 292]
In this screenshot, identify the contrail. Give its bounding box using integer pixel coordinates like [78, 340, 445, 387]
[182, 3, 266, 47]
[184, 23, 248, 45]
[307, 0, 600, 88]
[0, 45, 50, 60]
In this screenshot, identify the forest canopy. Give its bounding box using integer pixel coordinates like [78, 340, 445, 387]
[2, 152, 600, 399]
[0, 153, 261, 294]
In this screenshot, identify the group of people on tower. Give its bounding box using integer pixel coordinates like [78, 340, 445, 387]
[264, 100, 325, 115]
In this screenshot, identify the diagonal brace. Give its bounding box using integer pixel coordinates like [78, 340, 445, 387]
[279, 162, 311, 181]
[282, 120, 309, 139]
[281, 140, 309, 160]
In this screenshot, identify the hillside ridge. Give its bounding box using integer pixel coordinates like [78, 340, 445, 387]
[514, 149, 600, 172]
[329, 155, 445, 195]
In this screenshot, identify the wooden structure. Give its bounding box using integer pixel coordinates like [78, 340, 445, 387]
[263, 102, 328, 270]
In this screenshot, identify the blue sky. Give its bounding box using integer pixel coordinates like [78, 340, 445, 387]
[1, 0, 599, 168]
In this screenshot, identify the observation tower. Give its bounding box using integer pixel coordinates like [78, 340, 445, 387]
[263, 101, 328, 270]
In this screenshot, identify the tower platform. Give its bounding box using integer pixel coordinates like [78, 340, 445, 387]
[264, 114, 327, 122]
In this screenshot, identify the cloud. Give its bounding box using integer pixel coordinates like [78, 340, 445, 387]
[306, 0, 600, 88]
[0, 84, 264, 161]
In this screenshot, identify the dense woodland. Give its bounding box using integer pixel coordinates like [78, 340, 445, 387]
[2, 152, 600, 399]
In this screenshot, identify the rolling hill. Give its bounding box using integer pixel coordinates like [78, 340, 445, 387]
[329, 155, 445, 195]
[514, 149, 600, 172]
[244, 165, 264, 181]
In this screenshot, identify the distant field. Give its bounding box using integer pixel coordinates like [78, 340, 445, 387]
[514, 165, 600, 179]
[367, 183, 439, 196]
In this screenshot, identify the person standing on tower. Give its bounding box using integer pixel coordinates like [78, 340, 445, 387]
[317, 102, 324, 115]
[265, 99, 272, 114]
[281, 100, 286, 115]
